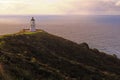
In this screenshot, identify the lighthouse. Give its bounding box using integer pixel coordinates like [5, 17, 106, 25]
[30, 17, 36, 32]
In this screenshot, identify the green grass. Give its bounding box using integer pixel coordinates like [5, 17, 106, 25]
[21, 30, 43, 35]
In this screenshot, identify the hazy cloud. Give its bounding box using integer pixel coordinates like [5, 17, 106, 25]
[0, 0, 120, 15]
[62, 0, 120, 15]
[116, 1, 120, 6]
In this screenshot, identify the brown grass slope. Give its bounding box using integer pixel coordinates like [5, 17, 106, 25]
[0, 31, 119, 80]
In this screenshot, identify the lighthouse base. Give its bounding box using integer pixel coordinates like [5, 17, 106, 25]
[30, 28, 36, 32]
[20, 29, 41, 33]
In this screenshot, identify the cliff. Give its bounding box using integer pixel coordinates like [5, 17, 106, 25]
[0, 31, 120, 80]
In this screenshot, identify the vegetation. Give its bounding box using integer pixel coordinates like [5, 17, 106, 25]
[0, 31, 119, 80]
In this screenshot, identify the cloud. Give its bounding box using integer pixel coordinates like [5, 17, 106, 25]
[62, 0, 120, 15]
[116, 1, 120, 6]
[0, 0, 120, 15]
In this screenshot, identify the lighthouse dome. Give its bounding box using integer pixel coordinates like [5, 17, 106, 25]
[31, 17, 35, 21]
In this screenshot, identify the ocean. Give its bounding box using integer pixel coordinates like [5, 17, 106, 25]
[0, 15, 120, 57]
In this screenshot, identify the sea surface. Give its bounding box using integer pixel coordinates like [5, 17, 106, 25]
[0, 15, 120, 57]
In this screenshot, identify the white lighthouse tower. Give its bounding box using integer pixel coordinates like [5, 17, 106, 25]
[30, 17, 36, 32]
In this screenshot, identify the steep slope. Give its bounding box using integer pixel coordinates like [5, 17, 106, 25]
[0, 31, 119, 80]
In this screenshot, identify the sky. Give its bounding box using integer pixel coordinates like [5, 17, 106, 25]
[0, 0, 120, 15]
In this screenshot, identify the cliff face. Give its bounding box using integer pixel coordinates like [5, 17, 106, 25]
[0, 31, 120, 80]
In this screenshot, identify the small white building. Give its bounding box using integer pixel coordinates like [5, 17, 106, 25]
[21, 17, 41, 32]
[30, 17, 36, 32]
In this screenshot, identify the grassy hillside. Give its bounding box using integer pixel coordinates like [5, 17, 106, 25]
[0, 30, 120, 80]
